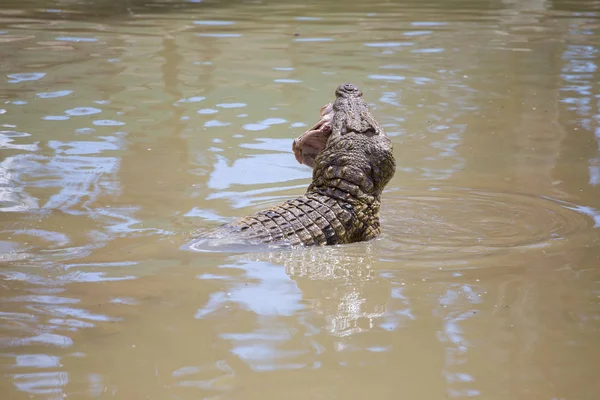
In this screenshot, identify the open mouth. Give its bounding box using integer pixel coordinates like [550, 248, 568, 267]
[292, 102, 334, 168]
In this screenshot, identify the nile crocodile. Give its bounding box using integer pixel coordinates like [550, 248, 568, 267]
[187, 83, 396, 249]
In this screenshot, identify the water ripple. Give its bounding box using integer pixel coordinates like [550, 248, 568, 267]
[368, 74, 406, 81]
[412, 48, 445, 53]
[194, 20, 235, 25]
[294, 16, 322, 21]
[178, 96, 205, 103]
[42, 116, 69, 121]
[404, 30, 433, 36]
[242, 118, 287, 131]
[365, 42, 412, 47]
[11, 371, 68, 396]
[273, 79, 302, 84]
[198, 108, 218, 114]
[11, 333, 73, 348]
[7, 73, 46, 83]
[8, 295, 78, 305]
[55, 36, 98, 42]
[0, 130, 37, 151]
[15, 354, 61, 368]
[36, 90, 73, 99]
[380, 188, 600, 263]
[294, 38, 333, 42]
[217, 103, 246, 109]
[204, 120, 230, 127]
[65, 107, 102, 116]
[92, 120, 125, 126]
[197, 33, 242, 38]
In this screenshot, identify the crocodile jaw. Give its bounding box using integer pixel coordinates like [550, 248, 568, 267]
[292, 102, 334, 168]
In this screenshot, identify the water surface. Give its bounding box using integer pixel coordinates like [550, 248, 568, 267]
[2, 0, 600, 398]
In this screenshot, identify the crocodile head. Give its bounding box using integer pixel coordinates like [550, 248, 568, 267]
[293, 83, 396, 204]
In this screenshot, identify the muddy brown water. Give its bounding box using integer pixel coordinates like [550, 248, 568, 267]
[2, 0, 600, 398]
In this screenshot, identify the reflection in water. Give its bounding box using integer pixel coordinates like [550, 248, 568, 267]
[191, 245, 394, 373]
[560, 23, 600, 187]
[285, 248, 389, 337]
[241, 246, 391, 338]
[2, 0, 600, 398]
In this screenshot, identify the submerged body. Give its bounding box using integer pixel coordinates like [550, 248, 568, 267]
[188, 83, 396, 249]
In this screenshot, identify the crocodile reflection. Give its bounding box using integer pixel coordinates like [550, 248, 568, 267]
[231, 245, 391, 337]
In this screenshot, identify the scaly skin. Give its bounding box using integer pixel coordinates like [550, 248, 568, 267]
[192, 83, 396, 247]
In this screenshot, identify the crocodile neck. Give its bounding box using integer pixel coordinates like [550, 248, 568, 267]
[304, 132, 389, 242]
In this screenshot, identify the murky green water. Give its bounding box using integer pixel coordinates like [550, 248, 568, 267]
[2, 0, 600, 398]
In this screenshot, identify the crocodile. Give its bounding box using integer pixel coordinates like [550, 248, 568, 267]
[186, 83, 396, 250]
